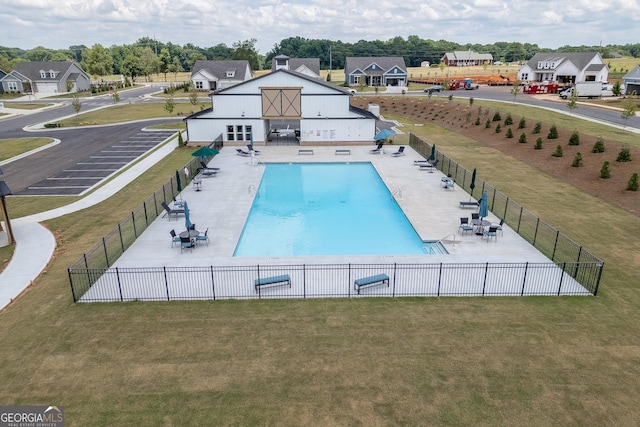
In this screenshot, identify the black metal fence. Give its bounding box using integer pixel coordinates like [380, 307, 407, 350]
[67, 136, 604, 301]
[69, 261, 601, 302]
[409, 132, 604, 286]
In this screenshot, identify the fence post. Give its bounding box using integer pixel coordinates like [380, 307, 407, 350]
[392, 263, 397, 297]
[491, 189, 497, 210]
[143, 201, 149, 226]
[348, 263, 351, 297]
[482, 263, 489, 296]
[102, 237, 110, 268]
[84, 253, 91, 286]
[551, 231, 559, 261]
[532, 218, 540, 246]
[68, 269, 77, 303]
[593, 262, 604, 296]
[153, 193, 159, 217]
[118, 223, 125, 253]
[132, 211, 138, 239]
[517, 206, 523, 233]
[303, 264, 306, 298]
[163, 266, 170, 301]
[116, 267, 123, 301]
[503, 197, 509, 221]
[210, 266, 216, 300]
[557, 262, 566, 296]
[521, 262, 529, 296]
[573, 247, 583, 278]
[257, 264, 261, 299]
[437, 263, 442, 296]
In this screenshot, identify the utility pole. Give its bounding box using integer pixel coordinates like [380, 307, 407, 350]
[329, 45, 332, 81]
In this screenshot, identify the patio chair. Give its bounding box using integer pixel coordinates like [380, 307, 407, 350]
[196, 228, 210, 246]
[391, 146, 405, 157]
[189, 223, 196, 231]
[471, 212, 480, 220]
[483, 226, 498, 242]
[180, 236, 195, 252]
[492, 218, 504, 235]
[459, 218, 474, 235]
[161, 201, 184, 220]
[169, 229, 181, 247]
[199, 161, 220, 172]
[369, 142, 384, 154]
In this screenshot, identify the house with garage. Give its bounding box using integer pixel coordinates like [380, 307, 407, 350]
[622, 65, 640, 95]
[0, 61, 90, 94]
[190, 60, 252, 91]
[0, 69, 6, 93]
[441, 51, 493, 67]
[345, 57, 407, 87]
[271, 54, 321, 79]
[517, 52, 608, 84]
[184, 69, 377, 146]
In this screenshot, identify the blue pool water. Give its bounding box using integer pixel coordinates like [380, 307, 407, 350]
[234, 162, 444, 257]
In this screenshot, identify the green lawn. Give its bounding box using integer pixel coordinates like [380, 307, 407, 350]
[0, 137, 54, 162]
[1, 103, 640, 425]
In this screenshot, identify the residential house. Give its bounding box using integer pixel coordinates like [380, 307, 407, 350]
[190, 60, 252, 91]
[185, 69, 376, 146]
[271, 54, 321, 79]
[345, 57, 407, 87]
[441, 51, 493, 67]
[0, 61, 90, 94]
[622, 65, 640, 95]
[0, 69, 6, 93]
[517, 52, 608, 84]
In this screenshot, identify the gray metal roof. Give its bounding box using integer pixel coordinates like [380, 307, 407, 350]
[270, 55, 320, 75]
[526, 52, 602, 71]
[11, 61, 83, 81]
[191, 60, 251, 79]
[623, 65, 640, 81]
[345, 57, 407, 77]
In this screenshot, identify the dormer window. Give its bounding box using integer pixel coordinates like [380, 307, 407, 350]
[49, 70, 56, 78]
[226, 71, 235, 78]
[40, 70, 46, 78]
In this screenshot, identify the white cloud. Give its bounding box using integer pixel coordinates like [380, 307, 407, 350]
[0, 0, 637, 54]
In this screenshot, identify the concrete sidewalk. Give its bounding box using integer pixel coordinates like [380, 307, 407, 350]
[0, 138, 178, 311]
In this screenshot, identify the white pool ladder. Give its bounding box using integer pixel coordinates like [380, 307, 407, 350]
[391, 188, 402, 199]
[248, 184, 259, 197]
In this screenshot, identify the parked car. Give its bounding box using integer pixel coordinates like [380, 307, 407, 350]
[424, 85, 443, 93]
[345, 88, 356, 94]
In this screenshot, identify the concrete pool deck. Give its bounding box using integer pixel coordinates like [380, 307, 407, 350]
[112, 144, 555, 268]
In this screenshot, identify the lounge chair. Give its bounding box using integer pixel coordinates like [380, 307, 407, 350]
[369, 142, 384, 154]
[483, 226, 498, 242]
[419, 159, 439, 171]
[247, 144, 261, 154]
[161, 201, 184, 220]
[199, 161, 219, 172]
[236, 148, 251, 157]
[459, 218, 474, 235]
[391, 146, 405, 157]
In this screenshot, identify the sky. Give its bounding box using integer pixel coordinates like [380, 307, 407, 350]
[1, 0, 639, 55]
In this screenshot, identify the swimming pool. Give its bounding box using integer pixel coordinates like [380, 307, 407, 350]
[234, 162, 446, 257]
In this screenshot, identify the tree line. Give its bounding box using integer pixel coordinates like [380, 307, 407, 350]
[1, 36, 639, 81]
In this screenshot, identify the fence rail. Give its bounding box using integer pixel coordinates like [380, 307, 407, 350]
[69, 262, 601, 302]
[67, 135, 604, 301]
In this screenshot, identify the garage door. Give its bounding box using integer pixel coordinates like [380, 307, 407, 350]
[36, 82, 59, 93]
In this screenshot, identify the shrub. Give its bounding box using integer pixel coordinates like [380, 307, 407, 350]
[469, 97, 474, 106]
[485, 119, 491, 128]
[592, 137, 605, 153]
[519, 133, 527, 143]
[617, 147, 632, 162]
[44, 122, 61, 128]
[518, 117, 526, 129]
[627, 173, 639, 191]
[568, 131, 580, 146]
[178, 132, 185, 147]
[504, 113, 513, 125]
[547, 125, 558, 139]
[506, 128, 513, 138]
[572, 152, 583, 167]
[495, 124, 502, 133]
[534, 137, 543, 149]
[492, 111, 502, 121]
[475, 116, 481, 125]
[551, 144, 563, 157]
[532, 122, 542, 134]
[600, 161, 611, 179]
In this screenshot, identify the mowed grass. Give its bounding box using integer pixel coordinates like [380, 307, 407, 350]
[1, 106, 640, 425]
[0, 137, 54, 162]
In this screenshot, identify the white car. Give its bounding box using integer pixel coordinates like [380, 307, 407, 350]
[345, 88, 356, 94]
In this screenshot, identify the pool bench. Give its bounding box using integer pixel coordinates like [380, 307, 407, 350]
[354, 274, 389, 294]
[298, 149, 314, 155]
[254, 274, 291, 292]
[459, 201, 479, 209]
[335, 149, 351, 155]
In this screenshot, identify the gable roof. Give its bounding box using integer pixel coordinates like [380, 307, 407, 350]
[525, 52, 602, 71]
[270, 55, 321, 75]
[443, 51, 493, 61]
[12, 61, 82, 81]
[191, 60, 251, 79]
[623, 65, 640, 81]
[213, 68, 351, 95]
[345, 57, 407, 76]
